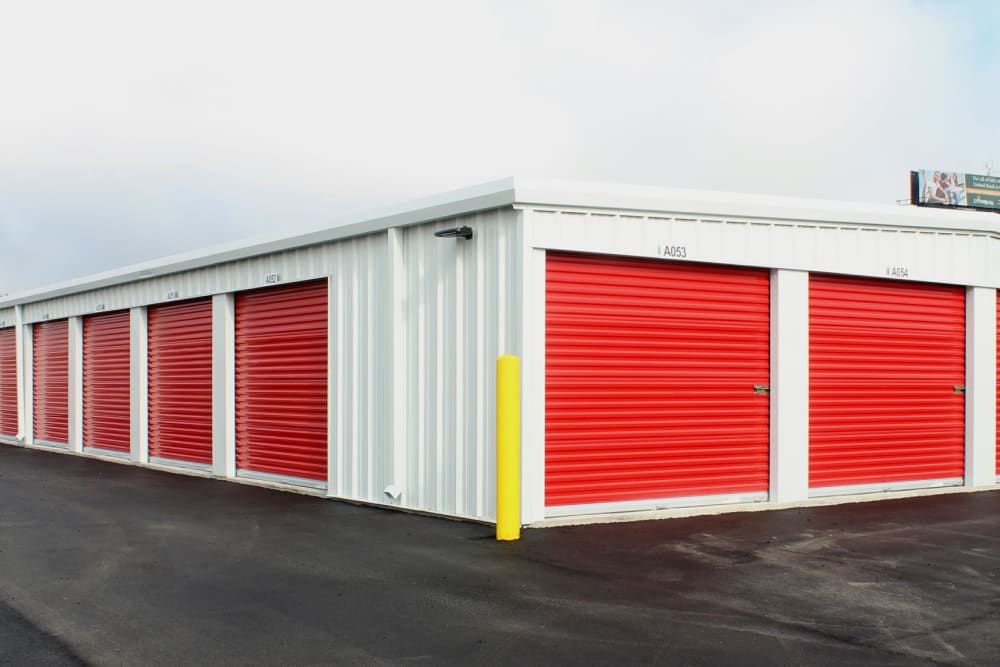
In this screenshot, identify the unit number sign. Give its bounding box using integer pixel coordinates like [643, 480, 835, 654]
[885, 266, 909, 278]
[657, 244, 688, 259]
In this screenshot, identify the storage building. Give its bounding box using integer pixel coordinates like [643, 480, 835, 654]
[1, 178, 998, 526]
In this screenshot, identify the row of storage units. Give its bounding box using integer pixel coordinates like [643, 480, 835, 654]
[544, 253, 969, 510]
[0, 254, 991, 518]
[0, 178, 999, 526]
[0, 280, 329, 485]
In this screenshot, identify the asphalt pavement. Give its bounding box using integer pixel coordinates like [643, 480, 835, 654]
[1, 444, 998, 666]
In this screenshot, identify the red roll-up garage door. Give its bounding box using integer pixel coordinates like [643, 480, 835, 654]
[148, 299, 213, 465]
[996, 289, 999, 477]
[810, 275, 965, 490]
[546, 252, 771, 508]
[236, 280, 328, 483]
[83, 311, 131, 453]
[33, 320, 69, 445]
[0, 327, 16, 437]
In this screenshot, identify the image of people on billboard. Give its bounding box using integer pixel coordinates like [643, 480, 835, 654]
[921, 170, 967, 206]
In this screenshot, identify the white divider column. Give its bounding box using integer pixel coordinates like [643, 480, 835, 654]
[212, 294, 236, 478]
[385, 227, 407, 506]
[965, 286, 996, 487]
[68, 316, 84, 452]
[130, 307, 149, 464]
[519, 245, 546, 524]
[769, 269, 810, 503]
[327, 273, 338, 497]
[16, 307, 30, 445]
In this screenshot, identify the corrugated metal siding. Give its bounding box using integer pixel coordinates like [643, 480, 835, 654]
[21, 243, 360, 324]
[0, 327, 16, 436]
[0, 308, 13, 328]
[236, 279, 328, 482]
[33, 320, 69, 444]
[83, 311, 132, 452]
[545, 252, 771, 507]
[148, 298, 213, 464]
[809, 275, 965, 488]
[401, 209, 522, 520]
[328, 234, 390, 503]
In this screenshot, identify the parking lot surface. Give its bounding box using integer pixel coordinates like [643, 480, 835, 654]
[0, 444, 998, 666]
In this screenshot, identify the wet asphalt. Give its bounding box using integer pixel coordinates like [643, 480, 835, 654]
[0, 444, 998, 666]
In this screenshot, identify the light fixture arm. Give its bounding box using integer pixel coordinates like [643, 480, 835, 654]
[433, 226, 473, 240]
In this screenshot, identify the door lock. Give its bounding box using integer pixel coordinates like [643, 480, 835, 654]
[753, 384, 770, 395]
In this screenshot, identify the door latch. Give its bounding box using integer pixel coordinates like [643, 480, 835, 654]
[954, 385, 966, 395]
[753, 384, 770, 395]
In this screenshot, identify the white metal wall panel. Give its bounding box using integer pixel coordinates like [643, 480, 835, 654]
[524, 208, 994, 290]
[0, 309, 13, 328]
[399, 209, 522, 521]
[325, 235, 390, 504]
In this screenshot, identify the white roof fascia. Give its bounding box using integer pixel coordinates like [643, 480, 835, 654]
[510, 179, 1000, 235]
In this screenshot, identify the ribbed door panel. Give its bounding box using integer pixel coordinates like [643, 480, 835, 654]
[83, 311, 131, 452]
[236, 280, 328, 481]
[809, 275, 965, 488]
[0, 328, 16, 436]
[149, 299, 213, 464]
[997, 289, 999, 477]
[546, 252, 771, 507]
[33, 320, 69, 444]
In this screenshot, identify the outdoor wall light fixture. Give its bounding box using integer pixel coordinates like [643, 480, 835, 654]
[383, 484, 402, 501]
[433, 225, 473, 240]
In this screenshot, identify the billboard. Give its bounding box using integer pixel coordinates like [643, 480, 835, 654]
[911, 170, 1000, 211]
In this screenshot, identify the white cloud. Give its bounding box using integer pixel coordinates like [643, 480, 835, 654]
[1, 0, 997, 293]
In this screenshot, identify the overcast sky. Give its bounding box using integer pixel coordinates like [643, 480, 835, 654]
[2, 0, 998, 295]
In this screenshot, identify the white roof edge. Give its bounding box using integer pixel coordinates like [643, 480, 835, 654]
[3, 176, 999, 307]
[511, 178, 1000, 233]
[0, 178, 517, 307]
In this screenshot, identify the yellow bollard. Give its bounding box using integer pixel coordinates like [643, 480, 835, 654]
[496, 354, 521, 541]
